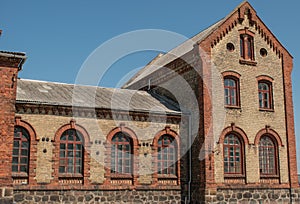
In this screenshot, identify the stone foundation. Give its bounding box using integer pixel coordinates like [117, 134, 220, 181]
[13, 189, 181, 204]
[205, 188, 300, 204]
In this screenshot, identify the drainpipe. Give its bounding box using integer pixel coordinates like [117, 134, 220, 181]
[187, 112, 192, 203]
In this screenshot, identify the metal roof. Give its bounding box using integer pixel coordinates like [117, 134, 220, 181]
[122, 18, 225, 88]
[16, 79, 180, 114]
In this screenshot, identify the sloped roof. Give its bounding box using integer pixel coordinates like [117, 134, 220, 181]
[122, 18, 225, 88]
[123, 1, 292, 89]
[16, 79, 180, 114]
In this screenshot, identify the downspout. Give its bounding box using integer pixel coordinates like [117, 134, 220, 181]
[184, 111, 192, 204]
[188, 113, 192, 203]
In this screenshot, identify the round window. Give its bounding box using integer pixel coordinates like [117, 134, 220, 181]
[226, 43, 235, 52]
[260, 48, 268, 57]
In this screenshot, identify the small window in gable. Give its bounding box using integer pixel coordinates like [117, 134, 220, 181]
[240, 34, 255, 61]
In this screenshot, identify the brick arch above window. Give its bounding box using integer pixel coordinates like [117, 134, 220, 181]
[218, 124, 249, 145]
[256, 75, 274, 82]
[105, 124, 139, 186]
[254, 127, 283, 147]
[15, 116, 37, 142]
[53, 120, 91, 185]
[152, 126, 180, 147]
[222, 70, 241, 79]
[54, 120, 91, 145]
[106, 125, 139, 147]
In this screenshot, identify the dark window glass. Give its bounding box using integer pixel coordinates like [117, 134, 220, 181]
[59, 129, 83, 174]
[111, 132, 132, 175]
[259, 136, 277, 175]
[157, 135, 177, 175]
[224, 134, 243, 174]
[224, 78, 239, 106]
[240, 34, 254, 60]
[12, 126, 30, 174]
[258, 81, 272, 109]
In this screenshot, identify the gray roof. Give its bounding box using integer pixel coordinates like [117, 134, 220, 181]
[122, 19, 225, 88]
[16, 79, 180, 114]
[122, 2, 255, 88]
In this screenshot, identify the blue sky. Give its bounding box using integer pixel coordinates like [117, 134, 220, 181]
[1, 1, 300, 172]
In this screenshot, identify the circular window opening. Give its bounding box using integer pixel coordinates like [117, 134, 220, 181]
[260, 48, 268, 57]
[226, 43, 235, 52]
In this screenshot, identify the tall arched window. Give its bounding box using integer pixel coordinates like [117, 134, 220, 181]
[240, 34, 254, 60]
[258, 81, 273, 110]
[224, 77, 239, 107]
[259, 136, 277, 175]
[157, 135, 177, 175]
[223, 133, 243, 174]
[111, 132, 133, 175]
[12, 126, 30, 174]
[59, 129, 84, 174]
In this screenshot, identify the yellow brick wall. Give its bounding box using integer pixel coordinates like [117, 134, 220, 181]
[16, 113, 179, 184]
[211, 17, 288, 184]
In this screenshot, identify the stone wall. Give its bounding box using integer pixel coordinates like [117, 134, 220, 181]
[13, 189, 181, 204]
[205, 188, 300, 204]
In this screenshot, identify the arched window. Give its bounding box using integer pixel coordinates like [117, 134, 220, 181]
[223, 133, 243, 174]
[111, 132, 133, 175]
[258, 81, 273, 110]
[12, 126, 30, 174]
[59, 129, 84, 174]
[157, 135, 177, 175]
[224, 77, 239, 107]
[240, 34, 254, 60]
[259, 136, 277, 175]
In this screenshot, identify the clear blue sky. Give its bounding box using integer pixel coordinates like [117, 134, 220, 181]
[1, 1, 300, 172]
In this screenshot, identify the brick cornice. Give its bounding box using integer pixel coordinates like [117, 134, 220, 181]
[15, 103, 181, 124]
[201, 1, 292, 60]
[0, 56, 23, 68]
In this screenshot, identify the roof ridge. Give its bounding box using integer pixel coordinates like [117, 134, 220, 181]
[18, 78, 149, 93]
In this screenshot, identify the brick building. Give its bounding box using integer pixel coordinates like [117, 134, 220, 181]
[0, 1, 299, 203]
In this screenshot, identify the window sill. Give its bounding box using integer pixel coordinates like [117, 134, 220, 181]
[260, 175, 279, 179]
[12, 172, 28, 178]
[59, 173, 83, 178]
[224, 174, 245, 179]
[225, 105, 241, 109]
[259, 108, 274, 112]
[239, 59, 257, 66]
[110, 173, 133, 179]
[157, 174, 177, 179]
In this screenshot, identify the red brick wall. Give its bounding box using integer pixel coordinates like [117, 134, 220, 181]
[0, 64, 19, 186]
